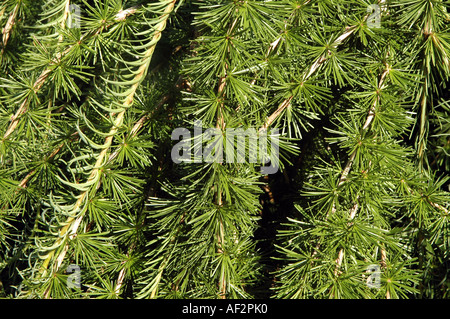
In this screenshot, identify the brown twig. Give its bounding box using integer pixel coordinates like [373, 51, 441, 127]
[1, 3, 19, 58]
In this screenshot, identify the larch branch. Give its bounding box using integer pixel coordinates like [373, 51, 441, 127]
[40, 1, 177, 297]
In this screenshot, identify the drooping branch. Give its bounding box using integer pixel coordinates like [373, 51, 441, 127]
[331, 66, 388, 276]
[1, 3, 19, 58]
[259, 25, 357, 133]
[112, 94, 171, 296]
[259, 0, 387, 133]
[38, 1, 177, 298]
[215, 14, 238, 300]
[331, 1, 448, 282]
[1, 6, 139, 143]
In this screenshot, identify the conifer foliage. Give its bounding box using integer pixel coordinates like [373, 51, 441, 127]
[0, 0, 448, 299]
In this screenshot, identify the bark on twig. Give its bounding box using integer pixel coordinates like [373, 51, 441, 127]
[1, 3, 19, 57]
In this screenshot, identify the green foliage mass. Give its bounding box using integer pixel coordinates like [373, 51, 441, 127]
[0, 0, 448, 299]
